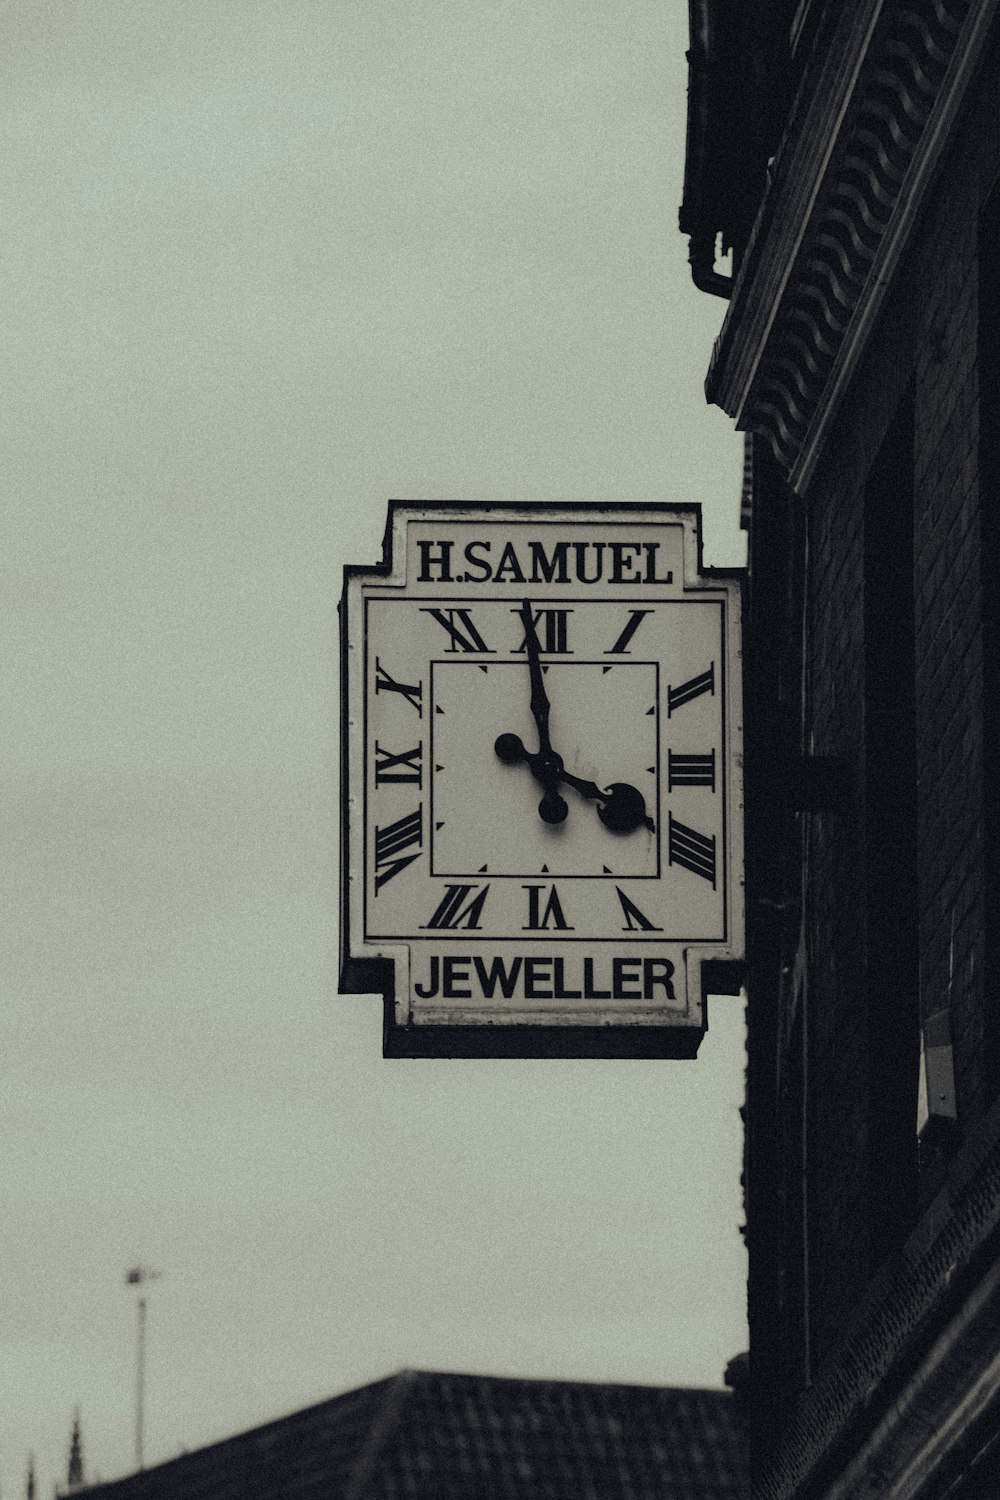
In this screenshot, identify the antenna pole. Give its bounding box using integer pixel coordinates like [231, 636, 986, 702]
[125, 1265, 162, 1472]
[136, 1294, 147, 1470]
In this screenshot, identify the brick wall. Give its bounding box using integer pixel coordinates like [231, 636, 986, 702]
[749, 29, 1000, 1495]
[805, 433, 870, 1362]
[912, 161, 986, 1136]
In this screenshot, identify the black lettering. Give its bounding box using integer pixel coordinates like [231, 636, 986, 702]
[421, 607, 494, 653]
[552, 958, 583, 999]
[668, 812, 717, 887]
[613, 958, 643, 999]
[513, 607, 572, 654]
[667, 749, 716, 791]
[522, 883, 572, 929]
[374, 806, 423, 891]
[573, 541, 605, 583]
[414, 956, 440, 999]
[374, 741, 423, 786]
[417, 539, 454, 582]
[643, 958, 676, 999]
[668, 664, 715, 716]
[442, 956, 472, 998]
[529, 541, 570, 583]
[462, 540, 493, 582]
[424, 883, 490, 929]
[606, 609, 653, 655]
[524, 958, 554, 999]
[615, 886, 663, 931]
[472, 955, 523, 998]
[610, 542, 643, 583]
[643, 543, 673, 584]
[493, 541, 527, 584]
[583, 958, 611, 999]
[374, 658, 422, 716]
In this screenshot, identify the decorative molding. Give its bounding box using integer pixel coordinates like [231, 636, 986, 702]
[706, 0, 994, 492]
[706, 0, 887, 412]
[757, 1096, 1000, 1500]
[822, 1260, 1000, 1500]
[791, 0, 1000, 491]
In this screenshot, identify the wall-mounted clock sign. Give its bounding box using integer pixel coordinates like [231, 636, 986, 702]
[340, 502, 744, 1058]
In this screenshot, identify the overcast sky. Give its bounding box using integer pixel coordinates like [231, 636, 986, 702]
[1, 3, 746, 1493]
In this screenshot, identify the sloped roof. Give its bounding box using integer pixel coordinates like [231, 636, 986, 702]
[79, 1370, 746, 1500]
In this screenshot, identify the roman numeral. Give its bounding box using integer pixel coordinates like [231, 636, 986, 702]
[374, 741, 423, 786]
[606, 609, 653, 655]
[522, 883, 572, 930]
[374, 658, 422, 716]
[668, 812, 716, 887]
[424, 883, 490, 929]
[374, 806, 423, 892]
[513, 607, 572, 654]
[668, 749, 716, 791]
[420, 607, 494, 654]
[667, 663, 715, 716]
[615, 886, 662, 931]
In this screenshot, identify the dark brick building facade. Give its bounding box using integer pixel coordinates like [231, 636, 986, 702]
[683, 1, 1000, 1496]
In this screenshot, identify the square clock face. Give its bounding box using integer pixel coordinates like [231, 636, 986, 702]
[341, 504, 743, 1057]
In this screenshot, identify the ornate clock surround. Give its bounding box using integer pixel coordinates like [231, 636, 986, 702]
[339, 501, 744, 1058]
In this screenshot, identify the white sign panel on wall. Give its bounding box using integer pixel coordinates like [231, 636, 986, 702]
[340, 502, 744, 1057]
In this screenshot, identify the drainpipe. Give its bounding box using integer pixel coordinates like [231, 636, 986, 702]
[688, 231, 732, 300]
[679, 0, 734, 299]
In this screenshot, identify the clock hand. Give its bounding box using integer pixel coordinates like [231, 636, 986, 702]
[519, 600, 555, 759]
[593, 781, 656, 835]
[498, 602, 653, 832]
[512, 599, 567, 823]
[494, 734, 654, 834]
[494, 732, 568, 824]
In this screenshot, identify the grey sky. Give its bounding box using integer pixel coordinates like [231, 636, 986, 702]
[2, 2, 745, 1492]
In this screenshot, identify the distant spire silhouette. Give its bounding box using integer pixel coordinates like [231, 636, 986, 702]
[66, 1411, 84, 1492]
[26, 1455, 36, 1500]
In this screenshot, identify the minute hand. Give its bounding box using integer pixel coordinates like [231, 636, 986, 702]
[512, 599, 568, 824]
[519, 600, 554, 758]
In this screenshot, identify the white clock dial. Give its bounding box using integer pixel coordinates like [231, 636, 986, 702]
[432, 656, 659, 879]
[362, 594, 727, 944]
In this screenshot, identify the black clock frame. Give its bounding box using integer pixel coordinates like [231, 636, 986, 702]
[339, 500, 744, 1058]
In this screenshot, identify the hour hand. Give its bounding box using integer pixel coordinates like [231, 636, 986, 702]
[558, 768, 654, 834]
[494, 734, 653, 834]
[495, 733, 568, 824]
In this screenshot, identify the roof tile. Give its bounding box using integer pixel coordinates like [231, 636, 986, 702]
[79, 1370, 746, 1500]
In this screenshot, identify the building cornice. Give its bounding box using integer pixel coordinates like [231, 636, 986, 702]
[706, 0, 995, 494]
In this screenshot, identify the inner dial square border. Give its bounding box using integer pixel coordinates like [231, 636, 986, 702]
[360, 590, 731, 945]
[428, 656, 662, 881]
